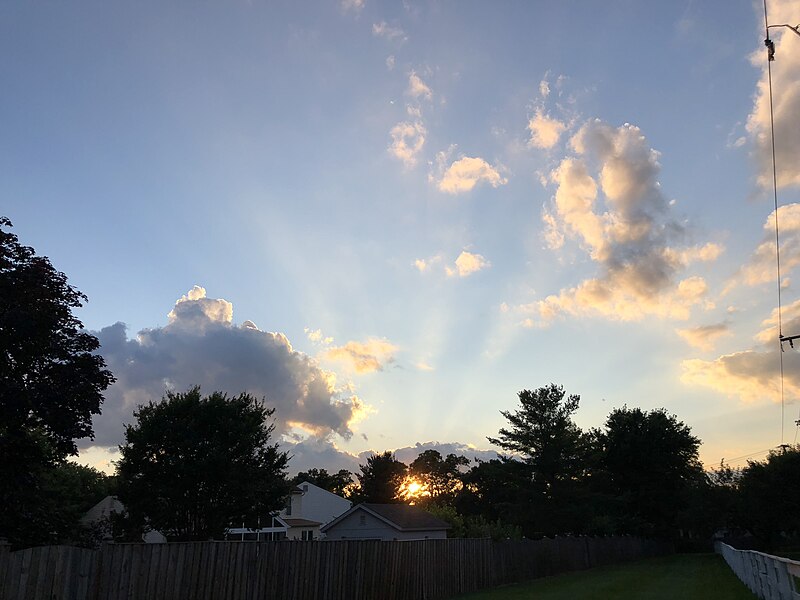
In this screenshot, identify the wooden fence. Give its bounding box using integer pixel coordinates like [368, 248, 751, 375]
[0, 536, 671, 600]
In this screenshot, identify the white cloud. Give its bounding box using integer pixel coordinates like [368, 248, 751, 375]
[86, 287, 368, 450]
[324, 338, 398, 374]
[305, 327, 333, 345]
[746, 2, 800, 188]
[446, 251, 491, 278]
[389, 120, 426, 167]
[413, 255, 441, 272]
[434, 155, 508, 194]
[386, 55, 396, 71]
[407, 71, 432, 100]
[523, 120, 721, 324]
[373, 22, 406, 42]
[528, 109, 566, 149]
[341, 0, 365, 12]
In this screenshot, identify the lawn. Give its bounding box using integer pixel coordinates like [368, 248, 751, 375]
[456, 553, 755, 600]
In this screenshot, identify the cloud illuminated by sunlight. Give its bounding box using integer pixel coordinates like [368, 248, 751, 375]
[434, 155, 508, 194]
[676, 322, 731, 351]
[324, 338, 398, 373]
[528, 109, 566, 149]
[523, 120, 721, 324]
[446, 250, 491, 278]
[389, 121, 426, 167]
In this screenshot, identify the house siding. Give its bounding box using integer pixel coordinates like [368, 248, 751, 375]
[323, 510, 447, 541]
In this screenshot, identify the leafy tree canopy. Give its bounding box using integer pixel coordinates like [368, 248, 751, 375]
[116, 387, 291, 541]
[352, 451, 407, 504]
[593, 406, 703, 536]
[487, 384, 587, 488]
[0, 217, 114, 546]
[738, 445, 800, 548]
[408, 449, 468, 506]
[292, 468, 353, 497]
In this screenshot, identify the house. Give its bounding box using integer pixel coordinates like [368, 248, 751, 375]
[320, 503, 450, 541]
[81, 496, 167, 543]
[227, 481, 351, 541]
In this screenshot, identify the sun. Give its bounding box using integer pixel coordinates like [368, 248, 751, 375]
[399, 476, 427, 504]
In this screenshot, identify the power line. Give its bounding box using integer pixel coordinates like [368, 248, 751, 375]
[764, 0, 787, 445]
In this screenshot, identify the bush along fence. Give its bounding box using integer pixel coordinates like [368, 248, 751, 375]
[716, 541, 800, 600]
[0, 536, 671, 600]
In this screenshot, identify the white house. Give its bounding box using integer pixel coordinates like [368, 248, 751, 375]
[320, 503, 450, 541]
[81, 496, 167, 543]
[227, 481, 351, 541]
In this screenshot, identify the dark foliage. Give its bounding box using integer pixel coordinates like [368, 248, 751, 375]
[408, 449, 468, 506]
[592, 406, 704, 537]
[116, 387, 291, 541]
[292, 468, 353, 496]
[0, 217, 114, 546]
[737, 445, 800, 549]
[351, 451, 407, 503]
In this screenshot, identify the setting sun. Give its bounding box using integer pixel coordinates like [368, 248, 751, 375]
[398, 477, 427, 504]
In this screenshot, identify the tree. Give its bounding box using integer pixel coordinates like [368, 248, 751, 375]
[407, 450, 468, 506]
[593, 406, 703, 537]
[0, 217, 114, 546]
[292, 468, 353, 497]
[737, 446, 800, 549]
[351, 451, 407, 504]
[488, 384, 587, 489]
[116, 387, 291, 541]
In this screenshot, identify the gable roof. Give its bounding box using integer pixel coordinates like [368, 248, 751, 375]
[294, 480, 351, 503]
[81, 496, 124, 525]
[321, 503, 450, 533]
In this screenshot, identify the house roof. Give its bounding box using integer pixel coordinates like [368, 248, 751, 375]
[283, 518, 322, 528]
[321, 503, 451, 533]
[81, 496, 124, 525]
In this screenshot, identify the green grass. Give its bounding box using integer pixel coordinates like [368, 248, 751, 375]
[456, 554, 755, 600]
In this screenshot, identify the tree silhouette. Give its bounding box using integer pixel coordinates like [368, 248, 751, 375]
[116, 387, 290, 541]
[352, 451, 407, 504]
[0, 217, 114, 546]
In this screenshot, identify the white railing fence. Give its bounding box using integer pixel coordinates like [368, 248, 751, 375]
[716, 541, 800, 600]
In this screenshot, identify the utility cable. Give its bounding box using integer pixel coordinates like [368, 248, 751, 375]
[764, 0, 786, 445]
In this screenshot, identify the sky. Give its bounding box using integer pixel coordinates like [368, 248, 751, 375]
[4, 0, 800, 475]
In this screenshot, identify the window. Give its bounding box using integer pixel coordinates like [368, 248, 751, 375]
[285, 497, 292, 516]
[302, 484, 308, 492]
[301, 530, 313, 541]
[359, 514, 366, 526]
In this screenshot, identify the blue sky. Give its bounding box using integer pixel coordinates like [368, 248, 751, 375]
[4, 0, 800, 474]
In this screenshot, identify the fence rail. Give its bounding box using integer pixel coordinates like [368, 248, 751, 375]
[716, 541, 800, 600]
[0, 536, 670, 600]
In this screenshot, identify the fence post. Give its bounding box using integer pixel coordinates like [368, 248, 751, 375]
[0, 539, 9, 597]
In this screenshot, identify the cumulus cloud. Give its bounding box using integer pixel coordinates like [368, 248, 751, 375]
[746, 2, 800, 188]
[681, 300, 800, 403]
[282, 440, 500, 476]
[407, 71, 432, 100]
[389, 120, 426, 167]
[522, 120, 722, 324]
[727, 203, 800, 291]
[324, 338, 398, 374]
[373, 21, 406, 42]
[433, 153, 508, 194]
[388, 441, 499, 465]
[676, 322, 731, 351]
[528, 109, 567, 149]
[85, 287, 368, 451]
[446, 251, 491, 278]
